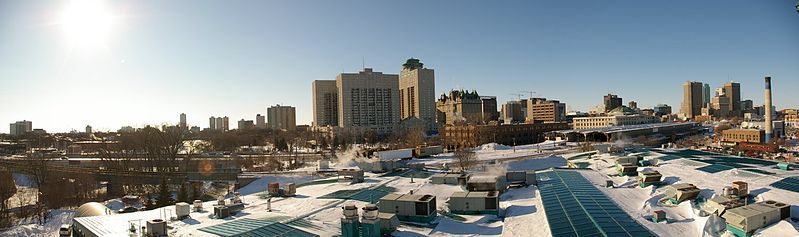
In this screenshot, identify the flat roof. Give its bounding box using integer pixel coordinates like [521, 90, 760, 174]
[554, 122, 698, 134]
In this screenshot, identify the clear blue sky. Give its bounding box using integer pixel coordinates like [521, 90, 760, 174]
[1, 0, 798, 133]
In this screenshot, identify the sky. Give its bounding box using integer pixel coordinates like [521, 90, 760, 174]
[1, 0, 798, 133]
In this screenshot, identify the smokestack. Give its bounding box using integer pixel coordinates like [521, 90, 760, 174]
[764, 76, 773, 143]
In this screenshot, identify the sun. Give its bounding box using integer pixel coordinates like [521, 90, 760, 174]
[59, 0, 116, 49]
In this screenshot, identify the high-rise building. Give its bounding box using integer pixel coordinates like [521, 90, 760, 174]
[9, 120, 32, 136]
[741, 100, 754, 113]
[312, 80, 339, 127]
[501, 101, 524, 124]
[179, 113, 187, 128]
[237, 119, 254, 130]
[85, 125, 92, 134]
[210, 116, 229, 131]
[702, 83, 711, 107]
[399, 58, 436, 131]
[436, 90, 483, 125]
[526, 98, 566, 123]
[710, 88, 730, 118]
[336, 68, 399, 133]
[268, 104, 297, 131]
[681, 81, 704, 119]
[256, 114, 266, 129]
[480, 96, 498, 123]
[724, 82, 741, 117]
[209, 116, 216, 130]
[654, 104, 672, 116]
[603, 94, 623, 113]
[628, 101, 638, 110]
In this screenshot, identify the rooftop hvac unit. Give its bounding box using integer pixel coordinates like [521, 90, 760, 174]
[362, 204, 379, 220]
[343, 205, 359, 219]
[175, 202, 190, 219]
[146, 219, 167, 237]
[214, 206, 230, 219]
[193, 200, 203, 212]
[284, 183, 296, 197]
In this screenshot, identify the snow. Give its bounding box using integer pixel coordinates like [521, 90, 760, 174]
[5, 146, 799, 237]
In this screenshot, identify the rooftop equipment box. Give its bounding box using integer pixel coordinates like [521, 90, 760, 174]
[448, 191, 499, 215]
[175, 202, 191, 219]
[378, 193, 437, 223]
[467, 176, 501, 192]
[722, 200, 788, 236]
[665, 183, 701, 203]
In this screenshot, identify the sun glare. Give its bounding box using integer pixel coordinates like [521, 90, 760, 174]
[59, 0, 115, 49]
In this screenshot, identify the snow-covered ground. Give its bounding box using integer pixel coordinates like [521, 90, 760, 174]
[4, 145, 799, 237]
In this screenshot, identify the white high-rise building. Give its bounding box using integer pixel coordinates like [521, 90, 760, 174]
[336, 68, 399, 133]
[9, 120, 32, 136]
[256, 114, 266, 129]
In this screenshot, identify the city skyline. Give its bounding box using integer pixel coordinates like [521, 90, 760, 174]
[2, 1, 799, 133]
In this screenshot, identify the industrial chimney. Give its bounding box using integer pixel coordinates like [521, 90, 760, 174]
[764, 76, 773, 143]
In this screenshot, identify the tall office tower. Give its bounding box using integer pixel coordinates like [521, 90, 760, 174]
[312, 80, 339, 127]
[527, 98, 566, 123]
[710, 88, 730, 118]
[703, 83, 711, 107]
[336, 68, 399, 133]
[603, 94, 623, 113]
[179, 113, 187, 128]
[268, 105, 297, 131]
[209, 116, 216, 130]
[480, 96, 499, 122]
[628, 101, 638, 110]
[764, 77, 773, 142]
[9, 120, 32, 136]
[256, 114, 266, 129]
[501, 101, 524, 124]
[399, 58, 436, 131]
[680, 81, 704, 119]
[724, 82, 741, 117]
[85, 125, 92, 134]
[436, 90, 483, 125]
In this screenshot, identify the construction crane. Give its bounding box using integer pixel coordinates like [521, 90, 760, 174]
[521, 91, 538, 98]
[508, 93, 523, 101]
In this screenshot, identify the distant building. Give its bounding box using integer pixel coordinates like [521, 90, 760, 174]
[443, 123, 570, 148]
[256, 114, 266, 129]
[628, 101, 637, 110]
[721, 129, 765, 144]
[179, 113, 187, 128]
[268, 105, 296, 130]
[703, 83, 711, 107]
[603, 94, 623, 113]
[724, 82, 742, 118]
[654, 104, 672, 116]
[480, 96, 499, 123]
[85, 125, 92, 134]
[500, 101, 524, 124]
[209, 116, 229, 131]
[399, 58, 436, 132]
[118, 126, 135, 133]
[336, 68, 399, 133]
[436, 90, 483, 125]
[526, 98, 566, 123]
[681, 81, 704, 119]
[9, 120, 32, 136]
[312, 80, 339, 127]
[189, 126, 200, 133]
[237, 119, 254, 130]
[573, 107, 660, 129]
[710, 88, 731, 119]
[741, 100, 754, 113]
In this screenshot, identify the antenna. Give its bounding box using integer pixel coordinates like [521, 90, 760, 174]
[521, 91, 537, 98]
[362, 57, 365, 69]
[508, 93, 523, 101]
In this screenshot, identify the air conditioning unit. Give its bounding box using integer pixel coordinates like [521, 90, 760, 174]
[146, 219, 167, 237]
[175, 202, 190, 219]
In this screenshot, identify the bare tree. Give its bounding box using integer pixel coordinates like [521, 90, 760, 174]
[454, 150, 477, 173]
[0, 169, 16, 228]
